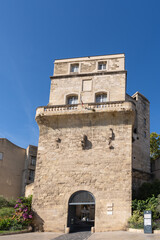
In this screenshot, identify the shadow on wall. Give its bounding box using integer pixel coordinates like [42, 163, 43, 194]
[32, 211, 44, 232]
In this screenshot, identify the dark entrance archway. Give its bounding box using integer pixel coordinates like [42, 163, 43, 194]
[67, 190, 95, 232]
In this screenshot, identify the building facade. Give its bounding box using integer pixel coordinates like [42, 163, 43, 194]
[151, 157, 160, 180]
[0, 138, 37, 199]
[33, 54, 150, 232]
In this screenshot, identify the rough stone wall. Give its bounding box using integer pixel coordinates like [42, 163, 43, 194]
[131, 93, 150, 191]
[54, 62, 68, 75]
[81, 61, 96, 73]
[33, 111, 133, 232]
[126, 93, 151, 192]
[132, 93, 150, 172]
[49, 73, 126, 105]
[33, 54, 151, 232]
[151, 158, 160, 180]
[25, 183, 34, 197]
[0, 138, 26, 199]
[54, 54, 125, 76]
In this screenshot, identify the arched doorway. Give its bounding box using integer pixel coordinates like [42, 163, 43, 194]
[67, 190, 95, 232]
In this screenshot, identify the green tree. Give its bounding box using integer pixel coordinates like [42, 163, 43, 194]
[150, 132, 160, 161]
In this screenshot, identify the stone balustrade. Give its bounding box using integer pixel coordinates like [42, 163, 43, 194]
[36, 101, 135, 119]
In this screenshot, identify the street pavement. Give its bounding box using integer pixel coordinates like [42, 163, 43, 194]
[0, 231, 160, 240]
[0, 232, 62, 240]
[88, 231, 160, 240]
[53, 231, 91, 240]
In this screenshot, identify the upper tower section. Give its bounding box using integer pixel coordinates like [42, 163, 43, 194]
[54, 53, 125, 76]
[49, 54, 126, 105]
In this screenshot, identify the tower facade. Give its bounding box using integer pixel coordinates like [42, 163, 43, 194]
[33, 54, 150, 232]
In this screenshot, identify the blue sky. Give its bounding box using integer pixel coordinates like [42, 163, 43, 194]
[0, 0, 159, 148]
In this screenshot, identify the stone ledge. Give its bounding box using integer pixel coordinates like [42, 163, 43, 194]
[36, 101, 136, 120]
[127, 228, 144, 233]
[128, 228, 160, 234]
[50, 70, 127, 79]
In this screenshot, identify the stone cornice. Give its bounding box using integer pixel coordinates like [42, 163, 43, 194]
[50, 70, 127, 80]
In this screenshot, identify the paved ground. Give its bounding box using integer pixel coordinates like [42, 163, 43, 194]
[0, 231, 160, 240]
[53, 231, 91, 240]
[88, 231, 160, 240]
[0, 232, 62, 240]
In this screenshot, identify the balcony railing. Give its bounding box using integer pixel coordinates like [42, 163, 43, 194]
[36, 101, 135, 119]
[44, 104, 78, 112]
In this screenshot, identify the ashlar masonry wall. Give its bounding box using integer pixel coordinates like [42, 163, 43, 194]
[33, 110, 134, 232]
[49, 73, 126, 105]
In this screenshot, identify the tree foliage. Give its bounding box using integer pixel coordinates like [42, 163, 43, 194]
[150, 132, 160, 161]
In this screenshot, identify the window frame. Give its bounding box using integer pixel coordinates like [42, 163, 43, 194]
[95, 92, 108, 103]
[30, 156, 36, 166]
[70, 63, 80, 73]
[66, 94, 79, 105]
[0, 152, 3, 160]
[29, 170, 35, 181]
[97, 61, 107, 71]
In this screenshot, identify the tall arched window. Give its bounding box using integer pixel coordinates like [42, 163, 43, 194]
[95, 93, 107, 103]
[67, 95, 78, 105]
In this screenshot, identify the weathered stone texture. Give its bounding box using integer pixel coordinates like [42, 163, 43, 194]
[54, 62, 68, 75]
[54, 54, 125, 76]
[33, 111, 133, 232]
[81, 61, 96, 73]
[49, 73, 126, 105]
[33, 53, 150, 233]
[131, 92, 150, 191]
[25, 182, 34, 197]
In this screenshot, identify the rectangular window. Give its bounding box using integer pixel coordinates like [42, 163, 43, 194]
[144, 118, 146, 126]
[70, 64, 79, 73]
[31, 156, 36, 166]
[144, 131, 147, 138]
[29, 170, 35, 181]
[0, 152, 3, 160]
[98, 61, 107, 70]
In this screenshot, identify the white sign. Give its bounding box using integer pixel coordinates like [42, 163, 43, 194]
[107, 211, 113, 215]
[144, 219, 151, 226]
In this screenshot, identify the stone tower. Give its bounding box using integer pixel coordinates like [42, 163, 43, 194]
[33, 54, 150, 232]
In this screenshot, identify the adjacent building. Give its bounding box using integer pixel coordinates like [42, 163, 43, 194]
[32, 53, 150, 232]
[0, 138, 37, 199]
[152, 157, 160, 180]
